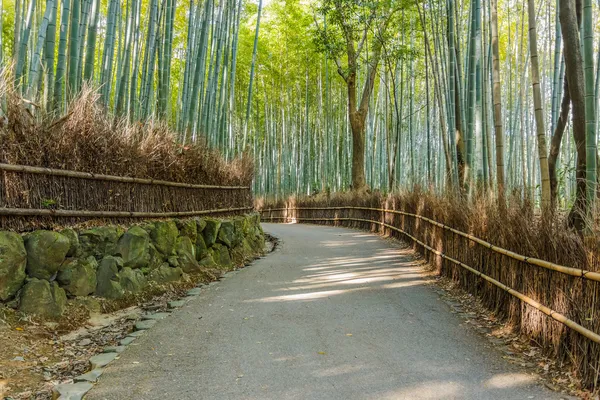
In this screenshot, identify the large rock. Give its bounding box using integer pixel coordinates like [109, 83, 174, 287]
[80, 227, 120, 259]
[195, 235, 208, 261]
[175, 236, 201, 274]
[119, 267, 147, 293]
[57, 256, 98, 296]
[217, 221, 235, 248]
[0, 231, 27, 301]
[202, 219, 221, 247]
[24, 230, 71, 280]
[150, 221, 179, 256]
[115, 226, 150, 269]
[210, 243, 233, 270]
[177, 219, 198, 244]
[147, 243, 164, 270]
[196, 218, 207, 233]
[60, 228, 80, 257]
[233, 217, 249, 245]
[148, 264, 183, 284]
[198, 253, 217, 268]
[95, 256, 124, 299]
[19, 278, 67, 319]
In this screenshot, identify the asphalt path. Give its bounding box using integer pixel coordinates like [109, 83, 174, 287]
[87, 223, 562, 400]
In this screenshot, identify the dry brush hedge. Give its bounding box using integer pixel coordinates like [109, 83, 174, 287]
[258, 190, 600, 390]
[0, 86, 254, 230]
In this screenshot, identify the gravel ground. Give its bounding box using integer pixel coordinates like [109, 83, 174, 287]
[86, 223, 564, 400]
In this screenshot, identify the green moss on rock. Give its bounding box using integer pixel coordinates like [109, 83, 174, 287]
[217, 221, 235, 248]
[148, 264, 183, 284]
[25, 230, 71, 280]
[202, 219, 221, 247]
[80, 227, 120, 259]
[210, 243, 233, 270]
[150, 221, 179, 256]
[177, 219, 198, 244]
[20, 278, 67, 319]
[0, 231, 27, 301]
[57, 256, 98, 296]
[115, 226, 150, 269]
[176, 236, 202, 273]
[95, 256, 124, 299]
[119, 267, 147, 293]
[60, 228, 80, 257]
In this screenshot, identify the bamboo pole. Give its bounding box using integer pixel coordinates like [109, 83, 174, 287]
[0, 206, 253, 218]
[261, 213, 600, 345]
[0, 163, 250, 190]
[260, 206, 600, 282]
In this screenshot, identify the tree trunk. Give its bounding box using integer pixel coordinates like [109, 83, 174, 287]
[549, 70, 570, 208]
[583, 0, 596, 222]
[560, 0, 587, 231]
[528, 0, 552, 211]
[490, 0, 505, 196]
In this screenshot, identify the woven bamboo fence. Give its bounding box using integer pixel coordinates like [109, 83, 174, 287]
[0, 163, 253, 230]
[260, 200, 600, 389]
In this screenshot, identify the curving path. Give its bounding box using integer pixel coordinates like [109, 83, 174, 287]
[86, 223, 561, 400]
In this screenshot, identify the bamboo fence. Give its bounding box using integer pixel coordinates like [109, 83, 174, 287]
[0, 163, 253, 230]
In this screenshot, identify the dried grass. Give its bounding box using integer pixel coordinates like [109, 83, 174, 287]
[259, 189, 600, 390]
[0, 77, 254, 230]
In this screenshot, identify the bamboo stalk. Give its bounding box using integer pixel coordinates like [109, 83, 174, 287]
[262, 213, 600, 345]
[0, 163, 250, 190]
[260, 206, 600, 282]
[0, 206, 253, 218]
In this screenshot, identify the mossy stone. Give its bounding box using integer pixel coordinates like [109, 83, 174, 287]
[0, 231, 27, 301]
[25, 230, 71, 280]
[115, 226, 150, 269]
[176, 236, 201, 274]
[119, 267, 147, 293]
[217, 221, 235, 248]
[19, 278, 67, 319]
[202, 219, 221, 247]
[57, 256, 98, 296]
[150, 221, 179, 256]
[177, 219, 198, 244]
[210, 243, 233, 270]
[148, 264, 183, 284]
[195, 235, 208, 261]
[95, 256, 124, 299]
[195, 218, 207, 233]
[60, 228, 80, 257]
[80, 227, 120, 259]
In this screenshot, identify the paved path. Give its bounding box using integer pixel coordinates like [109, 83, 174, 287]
[87, 223, 561, 400]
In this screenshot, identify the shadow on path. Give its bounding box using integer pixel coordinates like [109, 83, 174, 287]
[86, 223, 560, 400]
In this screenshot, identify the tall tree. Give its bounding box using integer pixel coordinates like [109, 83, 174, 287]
[490, 0, 504, 195]
[528, 0, 551, 211]
[316, 0, 396, 190]
[560, 0, 587, 230]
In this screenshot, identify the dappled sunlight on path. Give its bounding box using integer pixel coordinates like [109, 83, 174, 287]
[86, 223, 560, 400]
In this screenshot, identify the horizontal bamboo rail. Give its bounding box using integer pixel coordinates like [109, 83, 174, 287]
[0, 206, 254, 218]
[0, 163, 250, 190]
[262, 213, 600, 345]
[261, 206, 600, 282]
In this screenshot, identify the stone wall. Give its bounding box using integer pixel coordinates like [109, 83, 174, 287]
[0, 213, 265, 318]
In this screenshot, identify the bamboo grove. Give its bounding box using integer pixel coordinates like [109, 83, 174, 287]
[6, 0, 600, 228]
[9, 0, 264, 151]
[251, 0, 600, 230]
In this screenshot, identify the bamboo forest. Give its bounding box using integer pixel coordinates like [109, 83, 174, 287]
[5, 0, 600, 229]
[9, 0, 600, 396]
